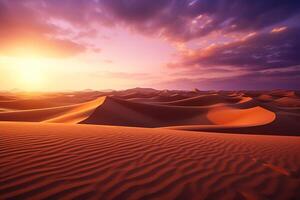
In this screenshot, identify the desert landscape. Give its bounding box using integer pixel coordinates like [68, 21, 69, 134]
[1, 88, 300, 199]
[1, 0, 300, 199]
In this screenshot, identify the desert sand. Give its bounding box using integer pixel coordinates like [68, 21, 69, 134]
[1, 89, 300, 199]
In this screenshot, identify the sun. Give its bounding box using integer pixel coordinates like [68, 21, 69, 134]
[20, 67, 43, 88]
[17, 58, 46, 91]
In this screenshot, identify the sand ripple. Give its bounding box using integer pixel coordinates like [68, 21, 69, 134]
[1, 122, 300, 199]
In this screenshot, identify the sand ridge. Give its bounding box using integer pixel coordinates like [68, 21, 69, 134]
[0, 97, 105, 123]
[44, 97, 106, 123]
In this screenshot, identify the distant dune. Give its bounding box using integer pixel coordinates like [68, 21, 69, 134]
[161, 94, 242, 106]
[273, 97, 300, 107]
[257, 94, 274, 102]
[0, 89, 299, 135]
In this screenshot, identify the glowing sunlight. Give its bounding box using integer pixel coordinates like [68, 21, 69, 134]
[16, 58, 46, 91]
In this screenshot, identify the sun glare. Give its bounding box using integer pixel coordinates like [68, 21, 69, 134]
[16, 58, 46, 91]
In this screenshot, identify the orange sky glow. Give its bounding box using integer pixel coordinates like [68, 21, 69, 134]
[0, 1, 299, 91]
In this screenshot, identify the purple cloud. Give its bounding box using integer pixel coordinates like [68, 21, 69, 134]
[98, 0, 300, 40]
[172, 27, 300, 70]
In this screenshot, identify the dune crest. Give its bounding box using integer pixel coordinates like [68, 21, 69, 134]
[161, 94, 242, 106]
[44, 97, 106, 123]
[207, 106, 276, 126]
[0, 97, 105, 123]
[81, 96, 211, 127]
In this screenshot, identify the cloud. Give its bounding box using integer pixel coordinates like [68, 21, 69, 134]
[92, 71, 156, 80]
[171, 26, 300, 70]
[164, 26, 300, 89]
[2, 0, 299, 57]
[0, 0, 86, 58]
[8, 0, 297, 43]
[100, 0, 171, 22]
[98, 0, 300, 40]
[0, 35, 86, 58]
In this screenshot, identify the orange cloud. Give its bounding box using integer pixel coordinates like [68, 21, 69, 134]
[271, 26, 287, 33]
[0, 1, 86, 58]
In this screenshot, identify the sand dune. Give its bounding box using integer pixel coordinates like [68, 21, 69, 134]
[0, 90, 299, 136]
[0, 91, 105, 110]
[273, 97, 300, 107]
[0, 98, 75, 110]
[0, 97, 105, 123]
[256, 94, 275, 102]
[268, 90, 297, 98]
[168, 107, 300, 136]
[207, 106, 275, 126]
[0, 95, 16, 101]
[127, 94, 189, 103]
[81, 96, 212, 127]
[0, 122, 300, 199]
[1, 90, 300, 199]
[114, 88, 159, 100]
[44, 97, 106, 123]
[81, 96, 277, 130]
[161, 94, 242, 106]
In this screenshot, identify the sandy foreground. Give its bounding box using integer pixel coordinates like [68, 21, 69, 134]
[1, 122, 300, 199]
[0, 89, 300, 199]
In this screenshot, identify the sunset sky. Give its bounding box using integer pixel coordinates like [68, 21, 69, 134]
[0, 0, 300, 91]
